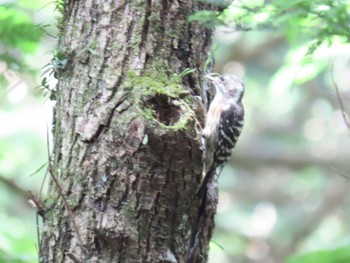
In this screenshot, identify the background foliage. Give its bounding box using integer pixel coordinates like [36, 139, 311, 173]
[1, 0, 350, 262]
[197, 1, 350, 263]
[0, 0, 55, 262]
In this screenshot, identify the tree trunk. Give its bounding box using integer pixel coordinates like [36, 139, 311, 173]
[40, 1, 216, 262]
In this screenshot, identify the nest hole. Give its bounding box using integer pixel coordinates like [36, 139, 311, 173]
[146, 94, 181, 126]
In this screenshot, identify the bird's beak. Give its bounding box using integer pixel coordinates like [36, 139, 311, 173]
[205, 74, 218, 82]
[205, 74, 223, 93]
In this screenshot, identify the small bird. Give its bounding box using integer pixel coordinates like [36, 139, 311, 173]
[188, 74, 245, 261]
[199, 74, 245, 194]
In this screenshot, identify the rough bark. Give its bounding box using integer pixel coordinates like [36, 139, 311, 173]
[40, 1, 216, 262]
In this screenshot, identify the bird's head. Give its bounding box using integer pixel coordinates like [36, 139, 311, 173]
[206, 74, 244, 102]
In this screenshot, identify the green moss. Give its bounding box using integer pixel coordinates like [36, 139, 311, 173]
[56, 0, 65, 14]
[126, 71, 182, 98]
[140, 107, 156, 120]
[126, 64, 195, 98]
[123, 63, 197, 132]
[112, 41, 123, 50]
[55, 0, 66, 32]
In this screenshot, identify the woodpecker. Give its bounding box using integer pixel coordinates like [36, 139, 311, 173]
[200, 74, 245, 193]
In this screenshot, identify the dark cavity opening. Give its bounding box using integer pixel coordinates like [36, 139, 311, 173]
[146, 94, 181, 126]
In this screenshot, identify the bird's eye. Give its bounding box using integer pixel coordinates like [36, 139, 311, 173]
[219, 76, 225, 81]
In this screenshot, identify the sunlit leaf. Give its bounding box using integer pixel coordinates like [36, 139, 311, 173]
[286, 245, 350, 263]
[188, 11, 225, 27]
[0, 5, 42, 53]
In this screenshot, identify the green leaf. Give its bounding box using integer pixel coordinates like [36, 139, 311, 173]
[286, 245, 350, 263]
[28, 162, 47, 177]
[188, 11, 225, 27]
[196, 0, 232, 7]
[0, 5, 42, 53]
[203, 43, 219, 72]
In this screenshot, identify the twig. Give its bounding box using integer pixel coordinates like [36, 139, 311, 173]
[47, 165, 85, 249]
[329, 166, 350, 180]
[330, 60, 350, 130]
[0, 175, 28, 198]
[28, 191, 45, 217]
[46, 128, 86, 255]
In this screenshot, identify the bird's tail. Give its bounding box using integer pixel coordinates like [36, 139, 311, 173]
[196, 165, 220, 198]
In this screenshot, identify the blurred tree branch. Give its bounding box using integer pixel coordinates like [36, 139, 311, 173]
[0, 174, 29, 199]
[231, 142, 349, 170]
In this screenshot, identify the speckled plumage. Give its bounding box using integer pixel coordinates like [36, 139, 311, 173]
[201, 74, 245, 186]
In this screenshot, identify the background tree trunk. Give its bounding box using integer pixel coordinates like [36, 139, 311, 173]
[40, 1, 216, 262]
